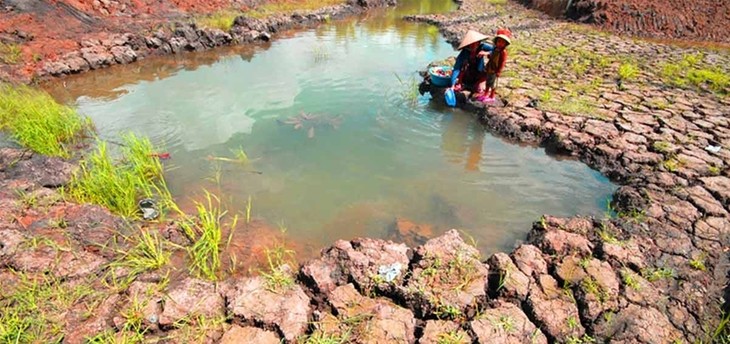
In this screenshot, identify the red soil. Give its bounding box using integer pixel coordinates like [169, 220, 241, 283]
[0, 0, 250, 81]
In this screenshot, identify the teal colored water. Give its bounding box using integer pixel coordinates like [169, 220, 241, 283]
[45, 0, 615, 256]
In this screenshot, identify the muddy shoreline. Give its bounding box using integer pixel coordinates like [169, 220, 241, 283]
[1, 0, 729, 343]
[0, 0, 396, 83]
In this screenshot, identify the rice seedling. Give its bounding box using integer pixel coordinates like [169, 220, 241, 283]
[178, 191, 238, 281]
[0, 83, 91, 157]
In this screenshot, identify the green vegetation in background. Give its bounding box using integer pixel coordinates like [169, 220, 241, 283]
[0, 83, 91, 157]
[0, 42, 22, 64]
[65, 133, 169, 218]
[196, 10, 241, 31]
[660, 53, 729, 95]
[245, 0, 346, 18]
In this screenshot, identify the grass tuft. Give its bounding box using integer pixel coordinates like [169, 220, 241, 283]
[196, 10, 240, 32]
[178, 191, 238, 281]
[109, 227, 171, 284]
[0, 84, 91, 157]
[618, 63, 639, 81]
[660, 53, 729, 95]
[259, 242, 296, 292]
[65, 133, 169, 218]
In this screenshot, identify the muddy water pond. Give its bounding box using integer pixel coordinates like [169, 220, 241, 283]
[45, 0, 615, 260]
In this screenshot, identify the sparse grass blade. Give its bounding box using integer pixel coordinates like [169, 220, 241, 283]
[196, 10, 240, 31]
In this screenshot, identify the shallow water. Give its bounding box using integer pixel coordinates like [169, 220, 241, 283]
[44, 0, 615, 256]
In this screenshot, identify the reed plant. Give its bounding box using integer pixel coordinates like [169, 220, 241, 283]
[0, 83, 91, 157]
[178, 191, 237, 280]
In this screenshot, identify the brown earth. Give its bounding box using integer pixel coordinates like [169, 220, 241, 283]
[0, 0, 390, 82]
[519, 0, 730, 44]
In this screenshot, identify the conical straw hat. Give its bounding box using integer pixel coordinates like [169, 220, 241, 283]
[457, 30, 489, 50]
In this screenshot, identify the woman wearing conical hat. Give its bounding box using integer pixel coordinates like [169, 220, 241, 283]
[450, 29, 512, 102]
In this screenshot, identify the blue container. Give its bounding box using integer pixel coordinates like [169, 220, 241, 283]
[429, 66, 453, 87]
[444, 87, 456, 107]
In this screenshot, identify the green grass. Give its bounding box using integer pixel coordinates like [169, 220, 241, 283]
[620, 269, 641, 291]
[0, 42, 22, 64]
[259, 242, 296, 292]
[434, 303, 462, 319]
[86, 329, 145, 343]
[65, 133, 169, 218]
[178, 191, 237, 281]
[660, 53, 729, 95]
[662, 156, 684, 172]
[618, 63, 639, 81]
[0, 272, 99, 343]
[581, 276, 609, 303]
[394, 73, 420, 107]
[436, 330, 468, 344]
[245, 0, 346, 18]
[0, 84, 91, 157]
[196, 10, 240, 32]
[540, 96, 600, 118]
[641, 267, 675, 282]
[689, 253, 707, 271]
[652, 141, 672, 154]
[486, 0, 507, 4]
[304, 331, 351, 344]
[109, 227, 171, 284]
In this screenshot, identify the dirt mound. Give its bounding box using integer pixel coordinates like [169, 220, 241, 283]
[520, 0, 730, 43]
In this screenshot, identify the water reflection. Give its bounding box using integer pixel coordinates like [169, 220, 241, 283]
[440, 113, 486, 171]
